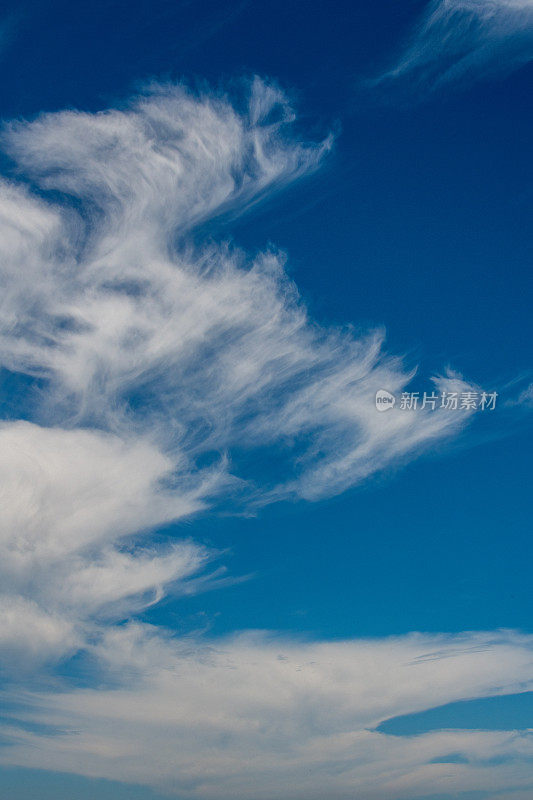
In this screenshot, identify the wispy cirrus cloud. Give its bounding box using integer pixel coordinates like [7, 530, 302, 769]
[2, 627, 533, 799]
[373, 0, 533, 94]
[0, 77, 520, 798]
[0, 80, 474, 508]
[0, 79, 478, 669]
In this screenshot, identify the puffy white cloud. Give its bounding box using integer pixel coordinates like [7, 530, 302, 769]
[373, 0, 533, 93]
[0, 595, 78, 667]
[0, 420, 223, 664]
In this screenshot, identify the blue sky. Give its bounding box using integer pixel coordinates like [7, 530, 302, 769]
[0, 1, 532, 799]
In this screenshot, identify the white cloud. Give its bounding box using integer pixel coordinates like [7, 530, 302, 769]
[0, 420, 224, 665]
[0, 594, 78, 668]
[0, 78, 519, 797]
[373, 0, 533, 93]
[0, 80, 476, 510]
[516, 382, 533, 407]
[0, 79, 479, 661]
[1, 626, 533, 798]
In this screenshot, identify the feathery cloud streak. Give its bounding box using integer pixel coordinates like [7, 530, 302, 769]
[0, 78, 517, 798]
[374, 0, 533, 93]
[2, 627, 533, 799]
[0, 80, 473, 503]
[0, 79, 477, 661]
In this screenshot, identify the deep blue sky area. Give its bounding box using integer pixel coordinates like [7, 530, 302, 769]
[0, 2, 532, 798]
[151, 424, 533, 639]
[0, 0, 531, 637]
